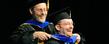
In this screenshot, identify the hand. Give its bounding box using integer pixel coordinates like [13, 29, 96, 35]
[33, 31, 51, 40]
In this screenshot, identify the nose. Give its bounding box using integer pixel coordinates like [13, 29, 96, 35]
[69, 24, 74, 29]
[42, 10, 46, 15]
[42, 11, 45, 15]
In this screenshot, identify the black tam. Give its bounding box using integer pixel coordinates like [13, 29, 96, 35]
[26, 0, 47, 8]
[49, 12, 71, 25]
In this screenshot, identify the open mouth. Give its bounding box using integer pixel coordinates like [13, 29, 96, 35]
[65, 32, 73, 37]
[67, 29, 72, 32]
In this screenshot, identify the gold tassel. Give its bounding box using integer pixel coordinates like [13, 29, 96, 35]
[38, 41, 44, 44]
[75, 42, 78, 44]
[37, 39, 44, 44]
[47, 0, 49, 10]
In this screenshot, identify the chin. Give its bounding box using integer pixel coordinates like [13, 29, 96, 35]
[38, 19, 46, 23]
[40, 20, 45, 23]
[36, 17, 46, 23]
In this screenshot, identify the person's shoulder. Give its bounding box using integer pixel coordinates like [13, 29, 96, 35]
[19, 19, 34, 26]
[19, 23, 31, 27]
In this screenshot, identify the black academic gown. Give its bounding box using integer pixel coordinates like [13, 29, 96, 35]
[10, 19, 57, 44]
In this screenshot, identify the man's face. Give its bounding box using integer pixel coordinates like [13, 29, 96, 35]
[30, 3, 48, 23]
[56, 19, 74, 37]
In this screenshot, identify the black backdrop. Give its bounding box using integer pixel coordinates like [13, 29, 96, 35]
[5, 0, 98, 44]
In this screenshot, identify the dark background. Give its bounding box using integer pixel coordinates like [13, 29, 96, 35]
[4, 0, 104, 44]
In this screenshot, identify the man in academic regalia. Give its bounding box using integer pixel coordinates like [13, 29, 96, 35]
[10, 0, 57, 44]
[45, 12, 81, 44]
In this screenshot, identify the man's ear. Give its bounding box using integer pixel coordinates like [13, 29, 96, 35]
[55, 25, 60, 31]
